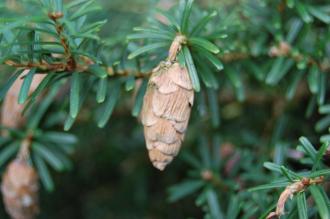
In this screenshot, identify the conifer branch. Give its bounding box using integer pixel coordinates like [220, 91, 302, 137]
[48, 12, 77, 72]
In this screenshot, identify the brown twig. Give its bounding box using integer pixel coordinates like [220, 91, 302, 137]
[5, 60, 67, 72]
[16, 133, 33, 162]
[267, 176, 325, 219]
[48, 12, 77, 71]
[4, 59, 152, 78]
[3, 39, 329, 80]
[106, 67, 151, 78]
[200, 169, 228, 190]
[167, 34, 187, 62]
[269, 41, 330, 73]
[219, 52, 250, 62]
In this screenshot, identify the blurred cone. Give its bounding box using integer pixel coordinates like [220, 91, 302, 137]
[1, 159, 39, 219]
[141, 61, 194, 170]
[1, 70, 45, 130]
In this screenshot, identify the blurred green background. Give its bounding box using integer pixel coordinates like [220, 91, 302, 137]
[1, 0, 329, 218]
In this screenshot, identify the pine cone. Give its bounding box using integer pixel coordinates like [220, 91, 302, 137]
[1, 159, 39, 219]
[1, 70, 44, 130]
[141, 61, 194, 170]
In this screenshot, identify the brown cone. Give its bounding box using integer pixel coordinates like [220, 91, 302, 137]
[1, 70, 45, 130]
[141, 61, 194, 170]
[1, 159, 39, 219]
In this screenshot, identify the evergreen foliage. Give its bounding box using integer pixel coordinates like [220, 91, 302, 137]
[0, 0, 330, 218]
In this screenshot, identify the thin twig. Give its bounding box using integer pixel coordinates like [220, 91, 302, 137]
[3, 41, 329, 79]
[48, 12, 76, 71]
[267, 176, 325, 219]
[17, 133, 33, 162]
[269, 41, 330, 73]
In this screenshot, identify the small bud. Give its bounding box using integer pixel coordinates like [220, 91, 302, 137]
[220, 142, 235, 158]
[201, 170, 213, 181]
[269, 41, 291, 57]
[301, 177, 310, 186]
[48, 12, 64, 20]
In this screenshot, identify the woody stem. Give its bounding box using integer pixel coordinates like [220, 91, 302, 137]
[167, 35, 187, 62]
[17, 134, 33, 162]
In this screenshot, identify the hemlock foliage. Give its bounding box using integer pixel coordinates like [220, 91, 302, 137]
[0, 0, 330, 218]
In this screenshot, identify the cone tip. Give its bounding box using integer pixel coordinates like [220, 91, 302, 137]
[152, 162, 167, 171]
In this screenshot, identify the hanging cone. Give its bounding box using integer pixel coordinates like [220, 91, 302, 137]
[1, 69, 45, 130]
[1, 159, 39, 219]
[141, 61, 194, 170]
